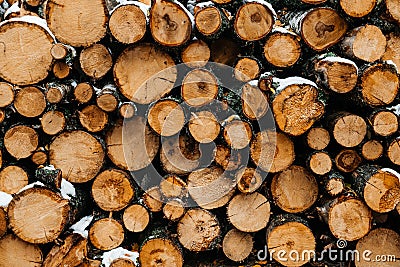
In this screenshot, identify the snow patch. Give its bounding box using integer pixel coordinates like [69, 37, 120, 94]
[389, 104, 400, 116]
[101, 247, 140, 267]
[3, 2, 19, 19]
[319, 56, 358, 72]
[272, 26, 297, 36]
[17, 182, 45, 193]
[0, 15, 56, 41]
[274, 76, 318, 91]
[382, 168, 400, 180]
[0, 191, 12, 208]
[60, 179, 76, 200]
[70, 215, 93, 238]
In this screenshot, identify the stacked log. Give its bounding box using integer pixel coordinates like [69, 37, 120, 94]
[0, 0, 399, 266]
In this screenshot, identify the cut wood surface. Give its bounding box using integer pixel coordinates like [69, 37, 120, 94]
[92, 169, 134, 211]
[150, 0, 192, 46]
[0, 234, 43, 266]
[109, 3, 147, 44]
[177, 208, 221, 251]
[139, 237, 183, 267]
[123, 204, 150, 232]
[227, 192, 271, 232]
[49, 130, 104, 183]
[355, 228, 400, 267]
[14, 86, 46, 118]
[0, 18, 54, 85]
[89, 218, 124, 250]
[4, 125, 38, 159]
[8, 187, 70, 244]
[222, 229, 253, 262]
[271, 165, 319, 213]
[328, 196, 372, 241]
[267, 214, 316, 267]
[45, 0, 108, 47]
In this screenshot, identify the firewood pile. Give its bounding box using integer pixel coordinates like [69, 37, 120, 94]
[0, 0, 400, 266]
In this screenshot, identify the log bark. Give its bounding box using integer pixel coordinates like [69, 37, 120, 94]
[0, 208, 6, 238]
